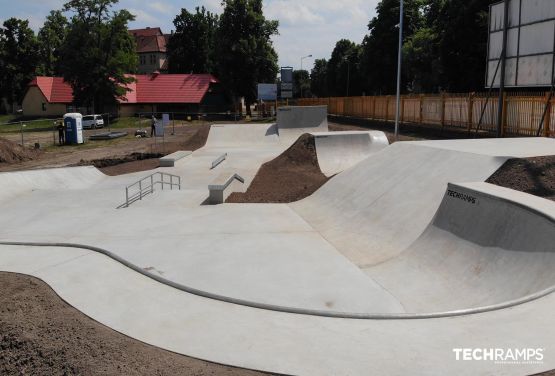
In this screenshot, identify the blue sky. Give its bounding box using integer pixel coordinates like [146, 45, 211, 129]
[0, 0, 379, 71]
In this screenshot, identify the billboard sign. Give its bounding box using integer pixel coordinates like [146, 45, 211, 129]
[280, 67, 294, 99]
[487, 0, 555, 87]
[257, 83, 278, 101]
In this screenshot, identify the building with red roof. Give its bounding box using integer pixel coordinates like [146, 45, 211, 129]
[22, 73, 228, 117]
[129, 27, 170, 74]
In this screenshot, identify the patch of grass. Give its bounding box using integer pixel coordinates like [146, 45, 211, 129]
[0, 119, 57, 134]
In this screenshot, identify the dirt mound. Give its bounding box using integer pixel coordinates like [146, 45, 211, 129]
[487, 155, 555, 201]
[163, 124, 211, 154]
[0, 272, 269, 376]
[227, 134, 330, 203]
[0, 138, 40, 164]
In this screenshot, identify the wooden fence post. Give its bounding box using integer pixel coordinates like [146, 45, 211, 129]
[419, 95, 424, 124]
[544, 92, 551, 137]
[501, 92, 508, 137]
[371, 96, 376, 119]
[440, 93, 446, 127]
[468, 93, 474, 132]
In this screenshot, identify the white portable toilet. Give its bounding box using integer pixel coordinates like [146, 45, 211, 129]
[63, 113, 84, 144]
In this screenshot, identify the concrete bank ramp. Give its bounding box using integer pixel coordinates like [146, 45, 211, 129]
[311, 131, 389, 176]
[277, 105, 328, 144]
[367, 182, 555, 314]
[292, 138, 555, 268]
[0, 166, 106, 203]
[204, 123, 278, 148]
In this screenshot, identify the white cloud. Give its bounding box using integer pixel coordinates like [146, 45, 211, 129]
[264, 0, 379, 70]
[148, 1, 174, 15]
[128, 8, 162, 26]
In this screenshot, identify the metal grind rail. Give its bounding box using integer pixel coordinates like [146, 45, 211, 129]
[120, 172, 181, 208]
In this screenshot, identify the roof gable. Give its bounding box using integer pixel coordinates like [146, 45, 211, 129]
[29, 77, 73, 103]
[129, 27, 163, 37]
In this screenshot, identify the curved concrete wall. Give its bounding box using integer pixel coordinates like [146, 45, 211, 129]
[312, 131, 389, 177]
[277, 106, 328, 144]
[368, 182, 555, 313]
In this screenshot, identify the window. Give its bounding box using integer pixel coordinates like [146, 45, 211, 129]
[150, 54, 156, 64]
[42, 103, 46, 111]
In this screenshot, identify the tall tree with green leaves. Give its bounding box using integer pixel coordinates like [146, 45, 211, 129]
[429, 0, 497, 92]
[60, 0, 137, 112]
[310, 58, 328, 98]
[37, 10, 69, 76]
[361, 0, 423, 94]
[327, 39, 362, 96]
[0, 18, 39, 111]
[293, 70, 310, 98]
[215, 0, 279, 115]
[168, 6, 218, 74]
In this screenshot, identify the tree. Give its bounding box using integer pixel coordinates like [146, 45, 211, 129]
[361, 0, 423, 94]
[37, 10, 69, 76]
[0, 18, 39, 111]
[429, 0, 497, 92]
[293, 70, 310, 98]
[310, 58, 328, 97]
[60, 0, 137, 112]
[168, 6, 218, 74]
[215, 0, 279, 115]
[327, 39, 362, 96]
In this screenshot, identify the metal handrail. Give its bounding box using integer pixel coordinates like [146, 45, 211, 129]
[120, 172, 181, 208]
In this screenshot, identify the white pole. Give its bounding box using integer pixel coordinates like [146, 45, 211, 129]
[394, 0, 404, 141]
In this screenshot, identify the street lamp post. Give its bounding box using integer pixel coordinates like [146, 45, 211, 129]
[394, 0, 404, 141]
[300, 54, 312, 98]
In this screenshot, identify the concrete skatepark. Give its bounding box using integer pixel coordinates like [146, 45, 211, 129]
[1, 106, 554, 375]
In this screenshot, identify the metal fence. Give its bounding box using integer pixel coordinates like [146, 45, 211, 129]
[298, 92, 555, 137]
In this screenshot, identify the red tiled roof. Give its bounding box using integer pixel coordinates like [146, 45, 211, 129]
[129, 27, 162, 37]
[135, 35, 167, 53]
[29, 77, 74, 103]
[28, 74, 219, 105]
[131, 74, 217, 103]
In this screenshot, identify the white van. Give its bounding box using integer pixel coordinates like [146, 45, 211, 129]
[82, 115, 105, 129]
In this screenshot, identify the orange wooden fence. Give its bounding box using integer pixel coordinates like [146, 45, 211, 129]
[298, 93, 555, 137]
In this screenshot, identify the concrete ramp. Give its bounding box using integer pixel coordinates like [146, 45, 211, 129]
[292, 138, 555, 267]
[311, 131, 389, 176]
[367, 182, 555, 314]
[0, 166, 106, 203]
[277, 106, 328, 144]
[204, 123, 279, 148]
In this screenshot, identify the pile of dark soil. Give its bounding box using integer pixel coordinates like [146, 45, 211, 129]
[0, 137, 40, 164]
[177, 124, 210, 151]
[227, 134, 330, 203]
[75, 152, 163, 169]
[0, 272, 270, 376]
[487, 156, 555, 201]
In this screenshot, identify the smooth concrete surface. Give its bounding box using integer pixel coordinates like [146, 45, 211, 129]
[311, 131, 389, 176]
[1, 244, 554, 376]
[208, 173, 245, 204]
[1, 113, 555, 375]
[277, 106, 328, 143]
[159, 150, 192, 167]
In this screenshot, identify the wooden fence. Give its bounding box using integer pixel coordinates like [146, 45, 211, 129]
[298, 93, 555, 138]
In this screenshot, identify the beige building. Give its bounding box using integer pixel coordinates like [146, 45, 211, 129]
[22, 77, 72, 117]
[129, 27, 169, 74]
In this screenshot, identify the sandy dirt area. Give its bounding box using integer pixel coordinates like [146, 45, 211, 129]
[0, 272, 272, 376]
